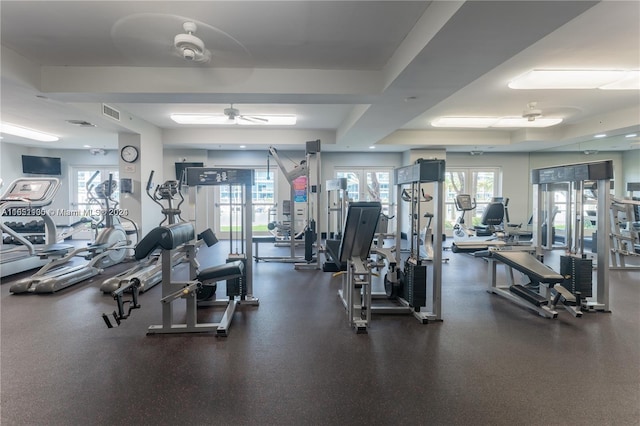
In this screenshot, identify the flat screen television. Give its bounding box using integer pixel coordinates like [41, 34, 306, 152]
[175, 162, 204, 181]
[21, 155, 62, 175]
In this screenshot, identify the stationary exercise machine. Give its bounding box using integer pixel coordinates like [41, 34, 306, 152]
[336, 159, 446, 329]
[451, 196, 529, 253]
[102, 221, 245, 336]
[185, 166, 259, 306]
[400, 187, 447, 262]
[100, 171, 188, 293]
[10, 172, 132, 293]
[485, 160, 614, 317]
[262, 140, 321, 268]
[322, 177, 349, 272]
[609, 182, 640, 270]
[1, 177, 71, 277]
[336, 201, 382, 333]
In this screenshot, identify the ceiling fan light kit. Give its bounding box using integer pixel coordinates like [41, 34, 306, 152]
[174, 22, 210, 63]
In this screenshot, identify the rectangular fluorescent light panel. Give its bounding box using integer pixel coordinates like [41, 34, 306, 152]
[492, 117, 563, 127]
[431, 117, 562, 128]
[0, 122, 59, 141]
[171, 114, 296, 125]
[431, 117, 499, 128]
[509, 69, 640, 90]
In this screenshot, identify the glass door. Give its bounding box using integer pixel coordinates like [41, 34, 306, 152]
[71, 166, 119, 239]
[335, 168, 393, 216]
[215, 168, 276, 238]
[444, 167, 501, 234]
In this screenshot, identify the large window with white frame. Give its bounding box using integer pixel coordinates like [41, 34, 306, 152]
[335, 167, 393, 216]
[215, 168, 276, 237]
[71, 166, 119, 238]
[444, 167, 501, 233]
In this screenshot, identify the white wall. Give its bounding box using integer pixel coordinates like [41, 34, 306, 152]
[621, 149, 640, 192]
[1, 143, 119, 225]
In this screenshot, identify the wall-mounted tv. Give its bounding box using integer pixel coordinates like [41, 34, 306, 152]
[175, 162, 204, 181]
[21, 155, 62, 176]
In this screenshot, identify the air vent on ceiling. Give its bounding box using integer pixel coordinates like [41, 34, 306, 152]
[102, 104, 120, 121]
[66, 119, 97, 127]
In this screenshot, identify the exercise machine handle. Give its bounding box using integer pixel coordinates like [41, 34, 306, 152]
[146, 171, 155, 192]
[87, 170, 100, 187]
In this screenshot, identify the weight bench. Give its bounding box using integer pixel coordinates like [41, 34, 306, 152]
[487, 250, 582, 318]
[252, 236, 276, 261]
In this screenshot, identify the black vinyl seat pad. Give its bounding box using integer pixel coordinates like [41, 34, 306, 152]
[492, 250, 564, 284]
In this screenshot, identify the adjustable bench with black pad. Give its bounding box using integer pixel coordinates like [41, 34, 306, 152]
[252, 236, 276, 261]
[491, 250, 565, 286]
[487, 250, 576, 318]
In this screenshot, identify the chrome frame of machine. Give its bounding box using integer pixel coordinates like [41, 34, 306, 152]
[1, 178, 64, 277]
[532, 160, 612, 312]
[325, 177, 348, 241]
[263, 140, 322, 268]
[609, 194, 640, 270]
[337, 159, 446, 327]
[186, 167, 259, 309]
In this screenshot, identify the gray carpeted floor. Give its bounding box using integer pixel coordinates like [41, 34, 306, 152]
[1, 242, 639, 425]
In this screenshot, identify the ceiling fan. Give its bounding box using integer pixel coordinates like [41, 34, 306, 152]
[223, 104, 269, 124]
[110, 13, 254, 84]
[170, 105, 297, 126]
[173, 22, 211, 63]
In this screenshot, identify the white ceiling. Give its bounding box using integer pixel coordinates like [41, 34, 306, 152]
[1, 1, 639, 153]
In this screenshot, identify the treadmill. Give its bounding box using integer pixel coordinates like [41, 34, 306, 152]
[1, 178, 73, 277]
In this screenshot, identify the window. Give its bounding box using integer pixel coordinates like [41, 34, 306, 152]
[216, 168, 276, 237]
[71, 166, 119, 239]
[444, 167, 501, 233]
[335, 168, 393, 217]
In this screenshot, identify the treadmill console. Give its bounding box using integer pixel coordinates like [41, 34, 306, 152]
[3, 181, 52, 201]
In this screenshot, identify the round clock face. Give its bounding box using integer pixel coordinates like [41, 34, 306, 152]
[121, 145, 139, 163]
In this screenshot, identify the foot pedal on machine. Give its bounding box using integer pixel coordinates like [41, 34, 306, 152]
[509, 284, 548, 306]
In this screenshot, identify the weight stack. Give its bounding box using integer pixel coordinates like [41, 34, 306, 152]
[560, 255, 592, 298]
[226, 254, 247, 298]
[402, 260, 427, 308]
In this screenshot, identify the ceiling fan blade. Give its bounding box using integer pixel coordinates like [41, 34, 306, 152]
[240, 115, 269, 124]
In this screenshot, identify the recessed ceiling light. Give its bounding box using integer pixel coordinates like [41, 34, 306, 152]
[594, 134, 607, 138]
[369, 146, 376, 149]
[509, 69, 640, 90]
[0, 122, 59, 142]
[625, 133, 638, 138]
[239, 145, 246, 149]
[83, 145, 91, 148]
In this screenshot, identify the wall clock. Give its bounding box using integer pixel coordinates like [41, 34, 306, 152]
[120, 145, 139, 163]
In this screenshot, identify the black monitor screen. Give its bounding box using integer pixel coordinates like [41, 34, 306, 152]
[175, 162, 204, 181]
[21, 155, 62, 175]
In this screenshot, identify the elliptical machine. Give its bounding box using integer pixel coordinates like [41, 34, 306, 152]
[100, 171, 185, 293]
[10, 172, 133, 294]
